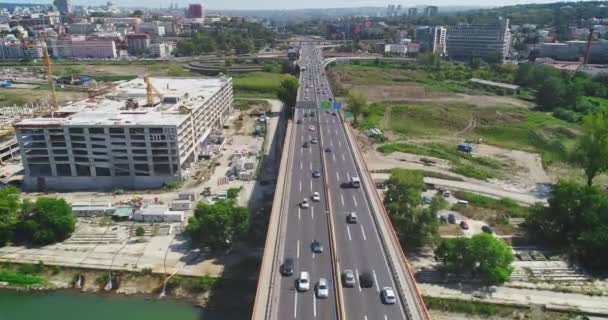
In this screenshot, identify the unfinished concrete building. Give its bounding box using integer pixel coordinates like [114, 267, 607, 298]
[15, 76, 233, 191]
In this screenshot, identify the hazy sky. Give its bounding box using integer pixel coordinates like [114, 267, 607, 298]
[3, 0, 593, 10]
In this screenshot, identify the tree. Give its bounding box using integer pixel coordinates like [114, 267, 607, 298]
[525, 180, 608, 269]
[186, 200, 250, 250]
[535, 77, 565, 110]
[15, 197, 76, 246]
[135, 226, 145, 237]
[384, 169, 438, 247]
[226, 187, 241, 200]
[0, 186, 21, 246]
[435, 233, 513, 284]
[571, 111, 608, 186]
[130, 10, 144, 17]
[276, 75, 299, 108]
[345, 92, 368, 125]
[63, 66, 83, 77]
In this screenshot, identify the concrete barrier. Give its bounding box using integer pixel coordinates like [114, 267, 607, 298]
[251, 120, 294, 320]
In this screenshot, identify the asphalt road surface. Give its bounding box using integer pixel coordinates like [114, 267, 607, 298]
[275, 44, 408, 320]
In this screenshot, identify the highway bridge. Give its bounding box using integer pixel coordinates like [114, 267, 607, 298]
[252, 43, 430, 320]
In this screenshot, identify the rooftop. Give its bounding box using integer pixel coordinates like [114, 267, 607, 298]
[16, 77, 230, 127]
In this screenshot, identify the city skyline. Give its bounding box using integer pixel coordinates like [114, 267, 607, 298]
[0, 0, 599, 10]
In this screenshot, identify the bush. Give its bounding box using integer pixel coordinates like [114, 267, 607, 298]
[135, 226, 145, 237]
[553, 108, 581, 123]
[227, 187, 241, 199]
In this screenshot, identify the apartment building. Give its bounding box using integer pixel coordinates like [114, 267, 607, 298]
[424, 6, 438, 17]
[71, 36, 117, 59]
[126, 33, 150, 54]
[15, 77, 233, 191]
[446, 18, 511, 62]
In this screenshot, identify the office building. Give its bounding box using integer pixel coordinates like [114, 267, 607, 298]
[149, 42, 173, 57]
[415, 26, 447, 55]
[126, 33, 150, 54]
[446, 18, 511, 62]
[424, 6, 438, 17]
[15, 76, 233, 191]
[54, 0, 72, 15]
[536, 40, 608, 63]
[408, 7, 418, 17]
[71, 36, 117, 59]
[186, 3, 205, 19]
[139, 22, 166, 37]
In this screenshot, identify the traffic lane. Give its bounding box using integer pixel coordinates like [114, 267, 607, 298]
[296, 107, 337, 319]
[320, 112, 407, 319]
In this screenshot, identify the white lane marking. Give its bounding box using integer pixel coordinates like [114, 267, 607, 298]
[330, 140, 333, 147]
[346, 225, 352, 241]
[356, 269, 361, 292]
[365, 316, 368, 320]
[335, 129, 338, 135]
[384, 315, 388, 320]
[293, 291, 298, 319]
[332, 153, 336, 162]
[311, 206, 314, 220]
[373, 270, 379, 292]
[340, 193, 345, 206]
[297, 240, 300, 258]
[336, 172, 340, 181]
[309, 147, 312, 154]
[298, 208, 301, 221]
[341, 154, 346, 161]
[338, 140, 342, 147]
[310, 180, 313, 193]
[300, 162, 303, 170]
[309, 163, 312, 171]
[313, 295, 317, 318]
[352, 195, 358, 207]
[299, 181, 302, 192]
[360, 225, 367, 241]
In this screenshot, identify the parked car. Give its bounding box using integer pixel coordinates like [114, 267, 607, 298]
[482, 225, 494, 234]
[281, 257, 294, 276]
[422, 196, 432, 204]
[459, 221, 469, 230]
[381, 287, 396, 304]
[447, 213, 456, 224]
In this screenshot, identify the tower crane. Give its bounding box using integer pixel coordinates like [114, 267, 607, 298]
[144, 71, 163, 106]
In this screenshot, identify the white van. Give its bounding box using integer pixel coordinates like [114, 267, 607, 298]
[350, 176, 361, 188]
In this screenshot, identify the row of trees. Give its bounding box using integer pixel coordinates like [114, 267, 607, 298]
[0, 187, 75, 246]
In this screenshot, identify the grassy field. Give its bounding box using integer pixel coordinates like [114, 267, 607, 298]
[364, 102, 577, 166]
[232, 72, 285, 96]
[378, 142, 504, 180]
[0, 88, 88, 107]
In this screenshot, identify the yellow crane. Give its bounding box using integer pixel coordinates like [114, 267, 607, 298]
[38, 34, 59, 112]
[144, 71, 163, 106]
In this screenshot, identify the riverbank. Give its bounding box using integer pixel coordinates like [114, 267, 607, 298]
[0, 262, 207, 306]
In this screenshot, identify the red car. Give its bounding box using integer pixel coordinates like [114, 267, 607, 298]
[459, 221, 469, 230]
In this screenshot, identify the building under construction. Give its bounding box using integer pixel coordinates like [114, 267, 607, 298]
[15, 76, 233, 191]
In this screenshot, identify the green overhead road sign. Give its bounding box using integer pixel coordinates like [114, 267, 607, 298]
[321, 101, 331, 109]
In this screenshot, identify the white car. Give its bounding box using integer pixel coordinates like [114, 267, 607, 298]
[297, 271, 310, 291]
[300, 199, 309, 209]
[312, 192, 320, 201]
[316, 278, 329, 298]
[381, 287, 396, 304]
[308, 125, 315, 131]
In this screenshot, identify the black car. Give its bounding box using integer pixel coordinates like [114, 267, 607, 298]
[447, 213, 456, 224]
[359, 272, 373, 288]
[311, 240, 323, 253]
[304, 112, 308, 118]
[281, 257, 294, 276]
[296, 119, 302, 124]
[312, 170, 321, 178]
[482, 225, 494, 234]
[303, 142, 310, 148]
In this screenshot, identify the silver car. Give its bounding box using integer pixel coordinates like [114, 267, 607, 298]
[342, 269, 355, 287]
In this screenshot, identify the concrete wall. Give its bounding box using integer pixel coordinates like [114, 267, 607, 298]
[22, 175, 179, 191]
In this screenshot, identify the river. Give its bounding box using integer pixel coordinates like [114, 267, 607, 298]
[0, 290, 239, 320]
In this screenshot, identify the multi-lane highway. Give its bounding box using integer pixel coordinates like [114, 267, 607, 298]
[271, 43, 412, 320]
[275, 44, 338, 320]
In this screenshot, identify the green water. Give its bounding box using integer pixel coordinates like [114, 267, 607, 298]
[0, 290, 233, 320]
